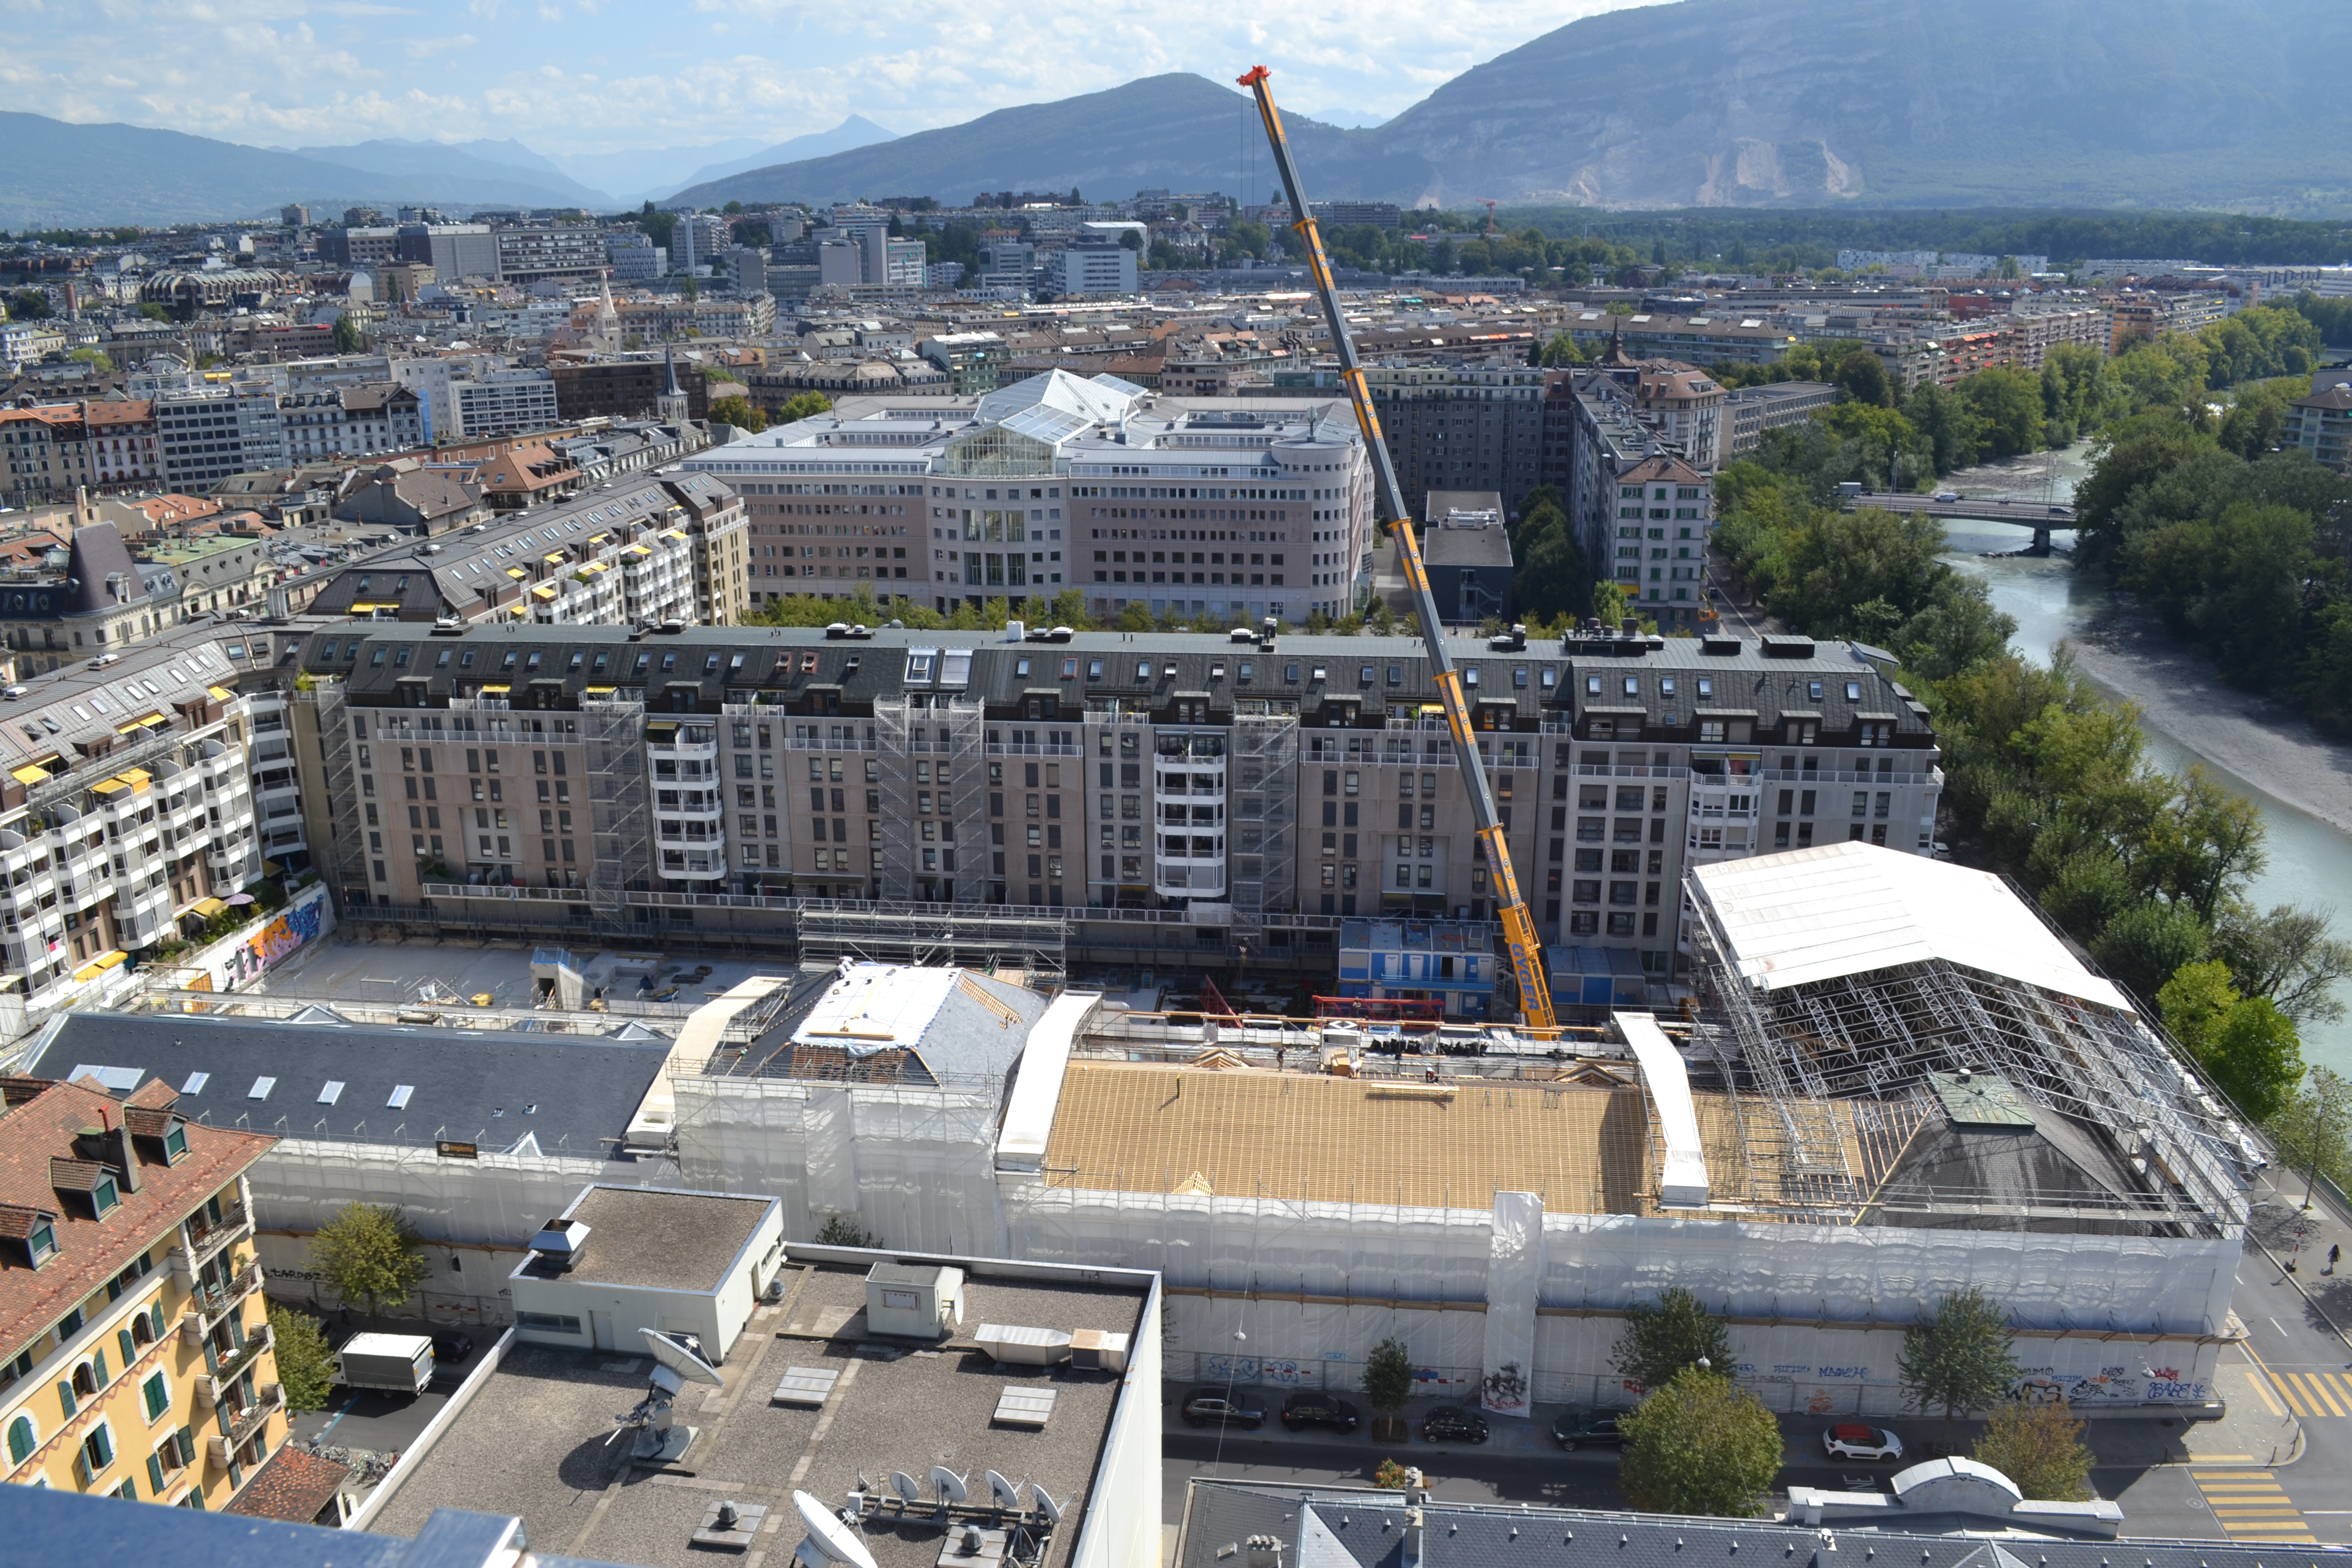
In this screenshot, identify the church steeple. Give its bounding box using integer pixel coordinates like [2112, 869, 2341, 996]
[657, 345, 689, 423]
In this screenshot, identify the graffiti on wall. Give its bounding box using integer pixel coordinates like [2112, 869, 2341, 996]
[225, 893, 325, 986]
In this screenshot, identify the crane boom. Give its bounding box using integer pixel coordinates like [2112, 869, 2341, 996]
[1237, 65, 1558, 1032]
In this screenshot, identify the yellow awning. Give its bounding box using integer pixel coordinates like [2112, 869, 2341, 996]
[624, 545, 651, 557]
[93, 949, 127, 972]
[348, 602, 377, 613]
[589, 533, 608, 544]
[10, 764, 49, 785]
[531, 583, 556, 600]
[543, 552, 565, 563]
[662, 528, 689, 541]
[72, 958, 106, 984]
[206, 685, 232, 702]
[506, 567, 527, 578]
[584, 685, 616, 695]
[122, 769, 151, 788]
[479, 682, 511, 694]
[508, 603, 530, 616]
[580, 561, 609, 575]
[91, 775, 131, 796]
[190, 896, 227, 916]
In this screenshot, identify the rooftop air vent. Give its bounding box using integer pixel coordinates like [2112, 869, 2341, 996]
[529, 1217, 592, 1267]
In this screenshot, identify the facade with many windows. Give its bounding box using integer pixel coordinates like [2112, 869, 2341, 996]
[1605, 454, 1714, 628]
[291, 620, 1937, 985]
[0, 1074, 281, 1509]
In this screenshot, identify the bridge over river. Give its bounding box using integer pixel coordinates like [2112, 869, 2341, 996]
[1839, 492, 2077, 553]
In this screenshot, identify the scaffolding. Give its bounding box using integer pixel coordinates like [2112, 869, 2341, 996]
[301, 683, 371, 901]
[1685, 901, 2248, 1234]
[1228, 707, 1299, 930]
[792, 899, 1067, 978]
[583, 698, 650, 925]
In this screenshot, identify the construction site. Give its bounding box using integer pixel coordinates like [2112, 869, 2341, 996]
[60, 839, 2253, 1423]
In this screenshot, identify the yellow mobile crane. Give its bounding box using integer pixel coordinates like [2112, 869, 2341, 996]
[1238, 65, 1558, 1032]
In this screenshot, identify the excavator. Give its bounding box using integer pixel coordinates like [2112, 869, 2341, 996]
[1238, 66, 1559, 1033]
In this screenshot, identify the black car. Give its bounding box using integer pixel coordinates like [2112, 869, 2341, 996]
[1419, 1404, 1489, 1444]
[1282, 1391, 1361, 1433]
[432, 1332, 476, 1367]
[1180, 1388, 1266, 1429]
[1550, 1410, 1622, 1451]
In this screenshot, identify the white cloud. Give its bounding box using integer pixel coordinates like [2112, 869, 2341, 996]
[8, 0, 1660, 157]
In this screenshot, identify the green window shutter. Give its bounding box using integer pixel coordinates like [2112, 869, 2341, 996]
[118, 1329, 137, 1364]
[152, 1302, 167, 1340]
[93, 1349, 108, 1386]
[174, 1425, 194, 1466]
[143, 1371, 168, 1420]
[147, 1452, 165, 1492]
[57, 1380, 75, 1419]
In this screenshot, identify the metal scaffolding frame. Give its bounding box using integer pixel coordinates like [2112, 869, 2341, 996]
[301, 683, 371, 900]
[1228, 707, 1299, 930]
[584, 698, 650, 924]
[792, 900, 1067, 978]
[1685, 901, 2247, 1234]
[874, 697, 984, 904]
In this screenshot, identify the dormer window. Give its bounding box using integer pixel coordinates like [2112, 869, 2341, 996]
[91, 1177, 117, 1218]
[162, 1124, 186, 1163]
[28, 1222, 55, 1268]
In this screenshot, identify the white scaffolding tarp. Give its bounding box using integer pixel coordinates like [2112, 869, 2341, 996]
[1481, 1192, 1541, 1417]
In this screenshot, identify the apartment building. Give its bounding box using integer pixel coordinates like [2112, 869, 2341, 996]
[85, 402, 160, 491]
[691, 369, 1375, 626]
[1057, 243, 1139, 298]
[2288, 381, 2352, 474]
[1631, 362, 1727, 470]
[293, 619, 1934, 986]
[493, 227, 608, 284]
[551, 359, 710, 425]
[0, 522, 185, 668]
[154, 382, 287, 494]
[0, 1075, 282, 1508]
[1359, 365, 1547, 522]
[277, 384, 425, 462]
[448, 370, 560, 443]
[302, 473, 721, 627]
[0, 635, 262, 1025]
[0, 406, 92, 507]
[1607, 453, 1715, 624]
[1725, 382, 1835, 454]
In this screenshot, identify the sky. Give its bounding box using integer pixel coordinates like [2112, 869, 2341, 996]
[0, 0, 1659, 156]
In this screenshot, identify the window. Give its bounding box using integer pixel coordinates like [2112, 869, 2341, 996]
[1585, 675, 1602, 695]
[141, 1371, 168, 1422]
[516, 1311, 583, 1334]
[7, 1415, 33, 1464]
[92, 1177, 117, 1217]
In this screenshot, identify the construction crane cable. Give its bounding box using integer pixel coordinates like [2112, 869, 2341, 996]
[1236, 65, 1558, 1032]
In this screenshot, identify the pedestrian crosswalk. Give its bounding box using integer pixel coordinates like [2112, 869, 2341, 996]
[2267, 1369, 2352, 1418]
[2192, 1470, 2317, 1544]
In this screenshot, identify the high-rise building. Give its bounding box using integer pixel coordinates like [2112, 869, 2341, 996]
[674, 215, 730, 275]
[154, 380, 288, 491]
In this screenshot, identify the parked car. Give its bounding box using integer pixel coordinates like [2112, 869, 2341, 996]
[1550, 1410, 1623, 1451]
[1181, 1389, 1266, 1429]
[432, 1332, 476, 1367]
[1822, 1424, 1905, 1462]
[1420, 1404, 1490, 1444]
[1282, 1391, 1361, 1433]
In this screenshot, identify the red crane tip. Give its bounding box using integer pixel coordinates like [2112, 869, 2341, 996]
[1237, 66, 1270, 87]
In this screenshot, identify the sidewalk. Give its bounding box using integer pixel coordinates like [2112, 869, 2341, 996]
[2247, 1170, 2352, 1350]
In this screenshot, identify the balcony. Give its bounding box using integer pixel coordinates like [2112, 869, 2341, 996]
[229, 1384, 284, 1447]
[174, 1199, 253, 1279]
[208, 1321, 273, 1385]
[188, 1262, 261, 1332]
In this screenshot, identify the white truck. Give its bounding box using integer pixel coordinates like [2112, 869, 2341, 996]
[335, 1332, 435, 1395]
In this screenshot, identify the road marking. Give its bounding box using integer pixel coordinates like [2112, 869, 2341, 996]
[2237, 1354, 2288, 1418]
[2274, 1318, 2290, 1335]
[2190, 1470, 2316, 1541]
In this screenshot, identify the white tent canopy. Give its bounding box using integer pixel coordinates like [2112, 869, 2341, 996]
[1690, 842, 2132, 1013]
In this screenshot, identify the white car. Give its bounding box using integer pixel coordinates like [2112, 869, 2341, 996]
[1822, 1424, 1905, 1462]
[1932, 489, 1959, 502]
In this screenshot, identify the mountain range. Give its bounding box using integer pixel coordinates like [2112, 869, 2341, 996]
[9, 0, 2352, 228]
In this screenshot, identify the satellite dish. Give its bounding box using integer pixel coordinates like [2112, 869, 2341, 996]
[986, 1470, 1022, 1511]
[931, 1466, 969, 1505]
[640, 1328, 722, 1387]
[890, 1471, 922, 1504]
[1034, 1486, 1066, 1528]
[792, 1491, 879, 1568]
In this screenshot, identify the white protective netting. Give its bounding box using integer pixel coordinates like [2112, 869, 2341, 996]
[249, 1139, 655, 1242]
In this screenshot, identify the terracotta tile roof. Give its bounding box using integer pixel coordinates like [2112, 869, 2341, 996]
[0, 1078, 274, 1356]
[225, 1444, 352, 1522]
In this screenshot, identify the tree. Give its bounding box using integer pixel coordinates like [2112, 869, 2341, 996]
[1611, 1286, 1731, 1393]
[2270, 1066, 2352, 1190]
[1616, 1367, 1784, 1517]
[2213, 904, 2352, 1024]
[1954, 366, 2045, 459]
[1834, 348, 1893, 408]
[330, 314, 364, 354]
[1898, 1288, 2019, 1422]
[66, 347, 113, 374]
[708, 395, 767, 432]
[1362, 1337, 1414, 1427]
[778, 391, 832, 424]
[307, 1203, 431, 1323]
[2089, 901, 2210, 1003]
[7, 288, 53, 321]
[268, 1303, 336, 1412]
[1972, 1402, 2093, 1502]
[2204, 996, 2304, 1123]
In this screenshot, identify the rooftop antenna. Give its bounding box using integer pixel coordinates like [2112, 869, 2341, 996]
[888, 1471, 922, 1516]
[986, 1469, 1024, 1520]
[930, 1465, 969, 1522]
[1033, 1485, 1067, 1529]
[792, 1490, 879, 1568]
[610, 1328, 720, 1463]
